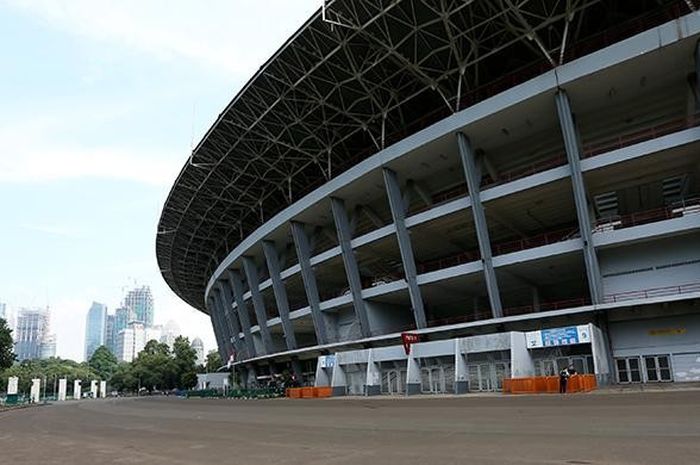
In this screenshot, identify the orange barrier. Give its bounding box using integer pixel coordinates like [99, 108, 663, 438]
[285, 386, 334, 399]
[503, 375, 597, 394]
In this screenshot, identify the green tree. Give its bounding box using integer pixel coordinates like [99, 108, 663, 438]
[109, 362, 137, 392]
[132, 340, 176, 391]
[205, 350, 222, 372]
[0, 318, 15, 370]
[172, 336, 198, 389]
[88, 345, 118, 380]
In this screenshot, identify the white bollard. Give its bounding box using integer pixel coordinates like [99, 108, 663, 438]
[7, 376, 19, 395]
[74, 380, 82, 400]
[99, 380, 107, 398]
[58, 378, 67, 401]
[30, 378, 41, 403]
[90, 380, 98, 399]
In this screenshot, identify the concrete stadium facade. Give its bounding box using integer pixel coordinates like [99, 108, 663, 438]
[158, 1, 700, 393]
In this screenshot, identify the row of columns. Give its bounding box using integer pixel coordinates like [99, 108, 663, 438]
[206, 88, 604, 363]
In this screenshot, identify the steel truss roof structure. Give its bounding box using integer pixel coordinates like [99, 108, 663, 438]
[157, 0, 689, 312]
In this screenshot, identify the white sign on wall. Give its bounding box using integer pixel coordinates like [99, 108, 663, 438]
[7, 376, 19, 395]
[319, 355, 336, 369]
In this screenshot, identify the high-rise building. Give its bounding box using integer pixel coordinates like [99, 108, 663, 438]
[160, 320, 181, 348]
[191, 337, 205, 366]
[0, 302, 6, 320]
[123, 286, 154, 327]
[14, 307, 55, 361]
[84, 302, 107, 361]
[114, 306, 131, 335]
[104, 314, 116, 355]
[115, 322, 162, 362]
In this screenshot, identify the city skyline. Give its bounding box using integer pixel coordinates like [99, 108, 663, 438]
[0, 0, 321, 361]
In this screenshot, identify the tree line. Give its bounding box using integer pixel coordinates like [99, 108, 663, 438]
[1, 318, 224, 395]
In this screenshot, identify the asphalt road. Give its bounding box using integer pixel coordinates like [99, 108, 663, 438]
[1, 391, 699, 465]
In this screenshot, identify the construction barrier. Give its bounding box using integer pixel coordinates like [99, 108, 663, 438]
[285, 387, 333, 399]
[503, 374, 597, 394]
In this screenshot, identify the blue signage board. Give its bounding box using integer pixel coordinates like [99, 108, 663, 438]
[541, 326, 579, 347]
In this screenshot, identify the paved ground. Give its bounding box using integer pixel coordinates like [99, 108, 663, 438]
[1, 391, 699, 465]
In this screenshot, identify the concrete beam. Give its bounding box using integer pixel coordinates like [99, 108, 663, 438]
[217, 281, 244, 356]
[331, 197, 371, 338]
[456, 132, 503, 318]
[555, 90, 604, 304]
[383, 168, 427, 329]
[227, 270, 257, 358]
[262, 240, 298, 350]
[290, 221, 329, 344]
[242, 257, 275, 354]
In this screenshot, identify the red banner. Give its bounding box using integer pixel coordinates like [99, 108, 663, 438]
[401, 332, 421, 355]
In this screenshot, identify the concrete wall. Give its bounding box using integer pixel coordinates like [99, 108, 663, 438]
[599, 233, 700, 296]
[609, 313, 700, 358]
[365, 300, 414, 335]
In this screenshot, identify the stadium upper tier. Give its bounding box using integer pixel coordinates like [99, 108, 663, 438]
[157, 0, 691, 312]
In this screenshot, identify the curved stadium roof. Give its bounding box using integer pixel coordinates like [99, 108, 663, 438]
[156, 0, 685, 312]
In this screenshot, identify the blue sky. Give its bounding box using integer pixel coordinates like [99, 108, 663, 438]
[0, 0, 321, 360]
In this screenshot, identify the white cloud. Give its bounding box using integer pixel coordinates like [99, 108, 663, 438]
[4, 0, 321, 77]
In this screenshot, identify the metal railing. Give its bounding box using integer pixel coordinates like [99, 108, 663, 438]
[593, 197, 700, 233]
[582, 114, 700, 159]
[416, 250, 481, 274]
[492, 226, 579, 256]
[603, 282, 700, 303]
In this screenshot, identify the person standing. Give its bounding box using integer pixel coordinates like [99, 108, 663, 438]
[559, 366, 571, 394]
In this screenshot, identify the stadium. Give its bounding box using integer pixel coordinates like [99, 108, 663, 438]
[158, 1, 700, 394]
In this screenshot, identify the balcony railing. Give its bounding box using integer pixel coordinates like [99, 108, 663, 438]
[416, 250, 481, 274]
[582, 114, 700, 159]
[492, 227, 579, 256]
[593, 197, 700, 233]
[603, 282, 700, 303]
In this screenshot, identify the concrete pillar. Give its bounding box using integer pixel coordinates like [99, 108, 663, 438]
[208, 296, 227, 361]
[290, 221, 329, 345]
[30, 378, 41, 403]
[213, 290, 234, 359]
[7, 376, 18, 395]
[555, 90, 604, 304]
[217, 281, 245, 358]
[330, 359, 347, 396]
[382, 168, 427, 328]
[57, 378, 67, 401]
[454, 339, 469, 394]
[99, 380, 107, 398]
[330, 197, 371, 337]
[90, 380, 98, 399]
[246, 364, 258, 388]
[242, 256, 275, 354]
[262, 240, 298, 350]
[314, 356, 331, 387]
[365, 349, 381, 396]
[405, 349, 421, 395]
[228, 270, 257, 358]
[73, 380, 82, 400]
[456, 132, 503, 318]
[510, 332, 535, 378]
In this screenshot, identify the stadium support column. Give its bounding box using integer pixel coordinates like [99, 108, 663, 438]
[330, 197, 371, 338]
[456, 132, 503, 318]
[382, 168, 427, 329]
[555, 90, 604, 304]
[216, 281, 244, 357]
[207, 296, 226, 361]
[213, 287, 235, 360]
[242, 257, 275, 354]
[454, 339, 468, 394]
[262, 240, 298, 350]
[290, 221, 329, 345]
[227, 270, 257, 358]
